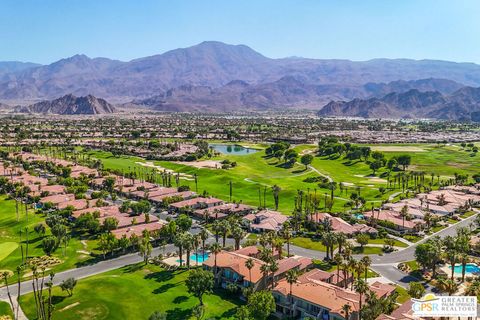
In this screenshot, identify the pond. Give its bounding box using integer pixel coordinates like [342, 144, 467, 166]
[209, 143, 259, 155]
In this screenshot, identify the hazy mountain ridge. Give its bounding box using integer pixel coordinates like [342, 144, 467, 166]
[1, 41, 480, 105]
[17, 94, 116, 115]
[131, 76, 468, 112]
[318, 87, 480, 121]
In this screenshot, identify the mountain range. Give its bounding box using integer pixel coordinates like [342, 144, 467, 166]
[2, 41, 480, 118]
[318, 87, 480, 121]
[16, 94, 116, 115]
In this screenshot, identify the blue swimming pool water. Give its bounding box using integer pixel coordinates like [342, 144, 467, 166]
[209, 144, 258, 155]
[449, 263, 480, 274]
[354, 214, 364, 219]
[176, 252, 210, 263]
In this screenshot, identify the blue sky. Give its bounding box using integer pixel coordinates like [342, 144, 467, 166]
[1, 0, 479, 64]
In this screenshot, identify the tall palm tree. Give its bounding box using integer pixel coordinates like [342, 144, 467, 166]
[260, 263, 270, 289]
[269, 260, 279, 289]
[285, 269, 298, 318]
[334, 253, 343, 284]
[245, 258, 254, 288]
[281, 224, 292, 257]
[174, 233, 186, 267]
[336, 233, 347, 254]
[231, 225, 246, 250]
[354, 279, 369, 320]
[272, 185, 281, 211]
[219, 220, 230, 247]
[360, 256, 372, 281]
[400, 205, 409, 229]
[199, 228, 209, 255]
[210, 242, 222, 285]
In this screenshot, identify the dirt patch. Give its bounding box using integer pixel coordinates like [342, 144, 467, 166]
[174, 160, 222, 169]
[370, 146, 426, 152]
[445, 161, 470, 168]
[60, 302, 80, 311]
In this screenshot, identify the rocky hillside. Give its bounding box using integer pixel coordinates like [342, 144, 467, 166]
[131, 77, 467, 112]
[318, 87, 480, 121]
[17, 94, 116, 115]
[1, 41, 480, 106]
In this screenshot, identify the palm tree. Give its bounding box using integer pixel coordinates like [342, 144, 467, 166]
[183, 233, 194, 269]
[334, 253, 343, 284]
[245, 258, 254, 288]
[210, 242, 222, 285]
[269, 260, 279, 289]
[285, 269, 298, 318]
[336, 233, 347, 254]
[199, 228, 209, 255]
[281, 224, 292, 257]
[400, 205, 409, 229]
[272, 185, 281, 211]
[174, 233, 186, 267]
[272, 237, 284, 259]
[437, 278, 458, 296]
[260, 263, 270, 289]
[341, 304, 352, 320]
[219, 220, 230, 247]
[354, 279, 369, 320]
[231, 225, 246, 250]
[360, 256, 372, 281]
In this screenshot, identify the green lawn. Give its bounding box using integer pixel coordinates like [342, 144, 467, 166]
[403, 235, 422, 243]
[352, 246, 384, 255]
[0, 301, 13, 318]
[0, 196, 97, 284]
[78, 143, 480, 217]
[290, 237, 328, 252]
[395, 285, 411, 303]
[431, 225, 447, 233]
[460, 211, 476, 218]
[20, 264, 242, 320]
[367, 238, 408, 248]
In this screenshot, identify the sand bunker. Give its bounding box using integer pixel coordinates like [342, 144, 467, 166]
[370, 146, 425, 152]
[174, 160, 222, 169]
[135, 162, 194, 180]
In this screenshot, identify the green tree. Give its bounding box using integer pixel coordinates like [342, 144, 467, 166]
[300, 154, 313, 169]
[139, 236, 153, 265]
[176, 214, 193, 232]
[397, 155, 411, 171]
[185, 269, 214, 306]
[356, 234, 369, 248]
[407, 281, 425, 299]
[59, 277, 77, 296]
[42, 236, 57, 256]
[235, 306, 251, 320]
[247, 291, 275, 320]
[102, 217, 119, 232]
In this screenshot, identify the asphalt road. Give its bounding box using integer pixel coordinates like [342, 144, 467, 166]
[1, 212, 477, 301]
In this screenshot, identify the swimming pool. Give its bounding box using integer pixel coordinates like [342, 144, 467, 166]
[449, 263, 480, 274]
[354, 214, 364, 219]
[176, 252, 210, 264]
